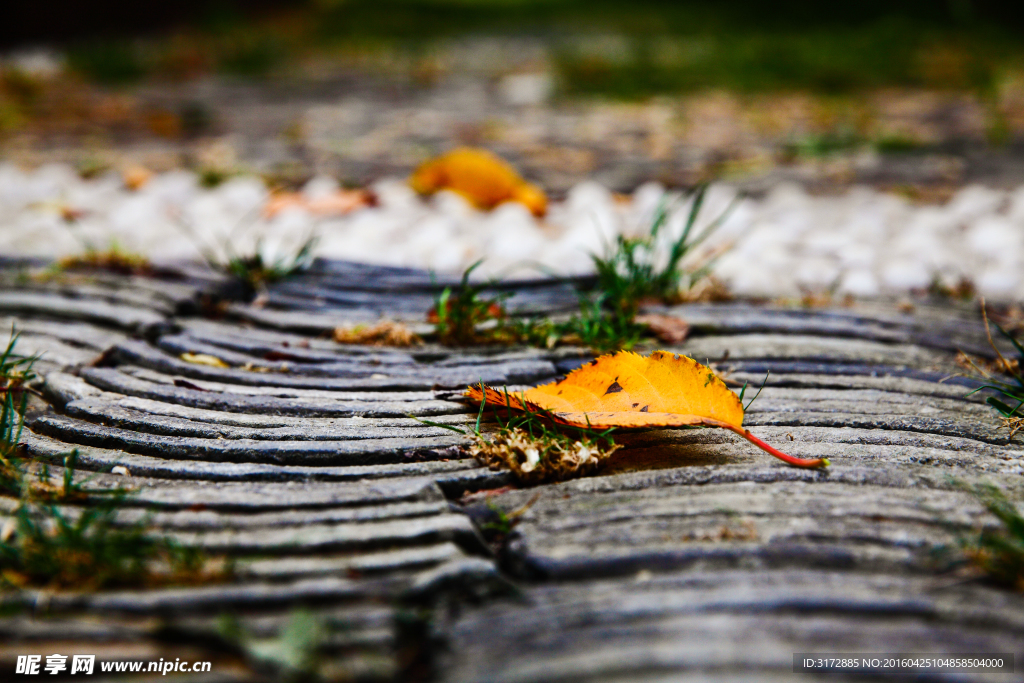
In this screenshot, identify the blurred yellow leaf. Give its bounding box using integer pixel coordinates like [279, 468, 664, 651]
[410, 147, 547, 216]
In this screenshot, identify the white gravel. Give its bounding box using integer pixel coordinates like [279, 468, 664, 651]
[2, 161, 1023, 301]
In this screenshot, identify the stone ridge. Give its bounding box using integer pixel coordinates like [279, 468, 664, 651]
[0, 261, 1022, 682]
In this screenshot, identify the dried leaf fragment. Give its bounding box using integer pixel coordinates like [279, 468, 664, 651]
[1000, 416, 1024, 440]
[264, 188, 376, 218]
[465, 350, 828, 469]
[59, 248, 152, 276]
[470, 427, 620, 484]
[180, 352, 229, 368]
[635, 313, 691, 343]
[122, 165, 153, 191]
[333, 321, 422, 347]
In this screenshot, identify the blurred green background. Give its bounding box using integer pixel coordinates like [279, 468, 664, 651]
[5, 0, 1022, 97]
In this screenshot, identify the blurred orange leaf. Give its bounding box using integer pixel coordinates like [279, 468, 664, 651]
[409, 147, 547, 216]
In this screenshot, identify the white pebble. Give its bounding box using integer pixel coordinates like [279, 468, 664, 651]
[880, 259, 932, 291]
[838, 269, 881, 298]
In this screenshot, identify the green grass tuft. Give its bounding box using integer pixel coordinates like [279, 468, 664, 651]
[430, 260, 510, 346]
[961, 484, 1024, 590]
[965, 306, 1024, 433]
[0, 331, 222, 591]
[560, 293, 646, 353]
[576, 184, 733, 351]
[223, 236, 318, 294]
[432, 188, 729, 352]
[591, 185, 733, 312]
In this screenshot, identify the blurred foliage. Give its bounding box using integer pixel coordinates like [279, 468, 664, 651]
[217, 34, 285, 78]
[961, 484, 1024, 591]
[24, 0, 1024, 100]
[66, 41, 151, 85]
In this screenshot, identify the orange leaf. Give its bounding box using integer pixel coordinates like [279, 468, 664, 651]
[409, 147, 547, 217]
[465, 350, 829, 469]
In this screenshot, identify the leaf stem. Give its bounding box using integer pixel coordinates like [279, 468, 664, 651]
[709, 420, 830, 469]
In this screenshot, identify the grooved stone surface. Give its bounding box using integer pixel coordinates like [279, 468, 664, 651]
[434, 301, 1024, 683]
[2, 260, 1023, 682]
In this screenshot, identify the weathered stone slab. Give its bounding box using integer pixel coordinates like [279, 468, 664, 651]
[6, 264, 1024, 683]
[269, 281, 581, 316]
[0, 316, 127, 351]
[180, 317, 412, 357]
[665, 302, 1004, 357]
[225, 303, 395, 333]
[22, 429, 480, 482]
[159, 331, 416, 367]
[172, 513, 484, 555]
[57, 388, 478, 428]
[2, 576, 400, 614]
[235, 543, 467, 579]
[0, 291, 166, 330]
[135, 500, 454, 529]
[677, 334, 955, 369]
[483, 478, 985, 579]
[79, 367, 467, 416]
[110, 338, 557, 388]
[63, 399, 463, 440]
[607, 425, 1024, 474]
[727, 370, 985, 399]
[0, 464, 445, 510]
[116, 365, 456, 400]
[437, 569, 1024, 683]
[8, 332, 102, 369]
[31, 413, 468, 465]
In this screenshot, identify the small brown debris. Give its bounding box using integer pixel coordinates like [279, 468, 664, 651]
[333, 321, 422, 347]
[677, 275, 733, 303]
[957, 349, 1020, 377]
[60, 206, 87, 223]
[635, 313, 691, 343]
[59, 248, 151, 276]
[180, 352, 229, 368]
[264, 188, 376, 218]
[241, 362, 274, 373]
[458, 486, 517, 506]
[683, 519, 759, 543]
[799, 292, 833, 308]
[470, 428, 620, 484]
[122, 165, 153, 191]
[1000, 416, 1024, 440]
[173, 379, 208, 392]
[930, 276, 976, 301]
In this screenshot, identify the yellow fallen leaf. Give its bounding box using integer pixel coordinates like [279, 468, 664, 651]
[465, 350, 828, 469]
[180, 353, 229, 368]
[409, 147, 547, 217]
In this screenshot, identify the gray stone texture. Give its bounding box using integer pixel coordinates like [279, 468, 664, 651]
[1, 260, 1021, 681]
